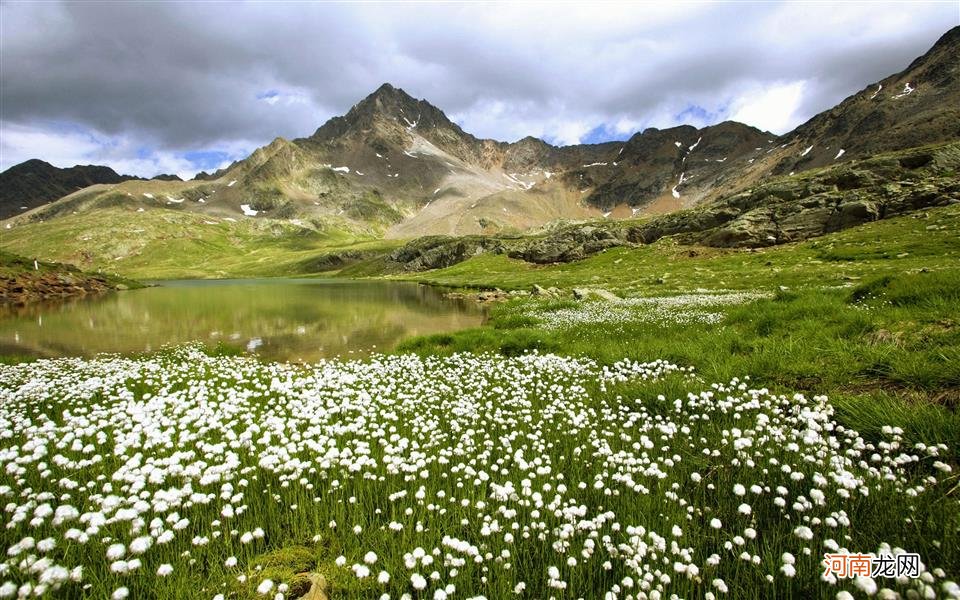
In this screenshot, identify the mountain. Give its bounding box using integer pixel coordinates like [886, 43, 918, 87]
[0, 159, 138, 220]
[774, 25, 960, 174]
[2, 26, 957, 245]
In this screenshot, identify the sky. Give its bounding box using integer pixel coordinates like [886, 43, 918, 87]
[1, 2, 956, 179]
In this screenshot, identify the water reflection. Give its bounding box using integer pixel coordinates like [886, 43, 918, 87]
[0, 279, 485, 362]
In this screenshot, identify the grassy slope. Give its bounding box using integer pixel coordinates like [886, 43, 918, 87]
[0, 208, 402, 280]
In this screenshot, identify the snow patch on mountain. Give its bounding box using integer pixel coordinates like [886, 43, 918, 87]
[892, 83, 915, 99]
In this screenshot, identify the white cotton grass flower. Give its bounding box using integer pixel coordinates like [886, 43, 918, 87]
[157, 564, 174, 576]
[411, 573, 427, 590]
[352, 564, 370, 578]
[257, 579, 274, 595]
[111, 588, 129, 600]
[853, 576, 878, 595]
[106, 544, 125, 560]
[129, 536, 152, 554]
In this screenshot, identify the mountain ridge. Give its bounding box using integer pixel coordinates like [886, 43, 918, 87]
[0, 160, 138, 220]
[2, 26, 957, 241]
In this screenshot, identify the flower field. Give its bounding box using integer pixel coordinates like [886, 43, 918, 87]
[519, 292, 771, 330]
[1, 346, 957, 599]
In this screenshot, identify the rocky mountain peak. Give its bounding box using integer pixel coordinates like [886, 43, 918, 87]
[311, 83, 459, 142]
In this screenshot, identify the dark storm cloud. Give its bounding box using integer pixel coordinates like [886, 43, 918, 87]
[0, 1, 955, 176]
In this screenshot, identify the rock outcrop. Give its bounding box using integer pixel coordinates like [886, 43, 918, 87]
[0, 251, 134, 306]
[508, 225, 626, 264]
[0, 272, 119, 306]
[388, 235, 509, 271]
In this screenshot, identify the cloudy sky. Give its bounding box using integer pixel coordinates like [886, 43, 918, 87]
[1, 2, 955, 178]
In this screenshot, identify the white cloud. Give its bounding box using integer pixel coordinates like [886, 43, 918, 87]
[728, 81, 808, 134]
[0, 122, 254, 179]
[1, 122, 104, 168]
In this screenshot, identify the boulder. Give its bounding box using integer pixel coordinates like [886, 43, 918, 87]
[831, 199, 881, 230]
[698, 209, 780, 247]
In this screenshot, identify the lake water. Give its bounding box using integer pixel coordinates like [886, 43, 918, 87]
[0, 279, 485, 362]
